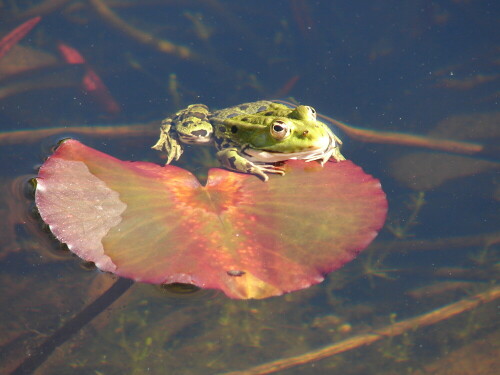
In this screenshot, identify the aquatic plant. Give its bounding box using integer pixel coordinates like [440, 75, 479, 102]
[1, 2, 498, 374]
[35, 139, 387, 299]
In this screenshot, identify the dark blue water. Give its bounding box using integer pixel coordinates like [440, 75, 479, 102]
[1, 1, 498, 374]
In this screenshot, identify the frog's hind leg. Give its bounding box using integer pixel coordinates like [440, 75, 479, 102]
[216, 148, 285, 182]
[151, 117, 184, 164]
[175, 104, 213, 145]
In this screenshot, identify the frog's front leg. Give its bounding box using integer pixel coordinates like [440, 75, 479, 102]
[151, 117, 184, 164]
[216, 148, 285, 182]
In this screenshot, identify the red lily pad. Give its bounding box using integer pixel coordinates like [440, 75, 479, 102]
[35, 140, 387, 299]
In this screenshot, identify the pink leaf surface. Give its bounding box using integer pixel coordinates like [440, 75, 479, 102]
[36, 140, 387, 299]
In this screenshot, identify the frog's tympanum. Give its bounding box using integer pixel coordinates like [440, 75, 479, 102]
[152, 101, 345, 181]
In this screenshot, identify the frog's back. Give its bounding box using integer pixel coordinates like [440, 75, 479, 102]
[210, 100, 276, 123]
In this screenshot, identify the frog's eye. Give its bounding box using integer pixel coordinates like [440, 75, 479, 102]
[270, 120, 291, 140]
[306, 106, 317, 120]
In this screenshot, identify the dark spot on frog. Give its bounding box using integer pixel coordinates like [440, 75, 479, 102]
[191, 129, 209, 137]
[227, 270, 245, 277]
[228, 156, 237, 169]
[214, 136, 224, 147]
[264, 111, 274, 116]
[238, 104, 249, 110]
[218, 126, 226, 132]
[231, 126, 238, 133]
[302, 130, 309, 137]
[226, 113, 239, 118]
[257, 106, 267, 112]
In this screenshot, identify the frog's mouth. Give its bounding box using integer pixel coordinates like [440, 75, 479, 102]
[243, 134, 334, 164]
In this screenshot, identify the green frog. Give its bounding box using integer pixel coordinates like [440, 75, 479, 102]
[152, 101, 345, 181]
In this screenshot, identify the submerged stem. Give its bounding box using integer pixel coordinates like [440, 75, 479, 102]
[221, 285, 500, 375]
[11, 278, 134, 375]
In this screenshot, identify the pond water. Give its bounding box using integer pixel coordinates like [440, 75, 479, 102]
[0, 1, 498, 374]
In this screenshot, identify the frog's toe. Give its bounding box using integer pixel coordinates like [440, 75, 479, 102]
[258, 165, 286, 177]
[267, 168, 286, 176]
[245, 164, 276, 182]
[151, 140, 164, 151]
[331, 148, 346, 162]
[166, 152, 177, 164]
[151, 133, 168, 151]
[254, 171, 269, 182]
[165, 143, 183, 164]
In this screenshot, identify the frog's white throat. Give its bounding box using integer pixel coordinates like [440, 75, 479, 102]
[243, 135, 334, 164]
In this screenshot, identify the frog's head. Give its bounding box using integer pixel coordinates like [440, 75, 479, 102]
[224, 104, 343, 164]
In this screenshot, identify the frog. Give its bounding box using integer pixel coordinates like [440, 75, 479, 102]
[152, 100, 345, 181]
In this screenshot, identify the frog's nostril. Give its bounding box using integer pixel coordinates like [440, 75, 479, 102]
[302, 130, 309, 136]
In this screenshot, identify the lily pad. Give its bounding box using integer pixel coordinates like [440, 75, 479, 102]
[35, 140, 387, 299]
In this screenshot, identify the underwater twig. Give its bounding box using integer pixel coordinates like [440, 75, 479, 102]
[12, 0, 70, 22]
[0, 123, 158, 145]
[1, 112, 497, 164]
[319, 114, 497, 160]
[88, 0, 194, 60]
[372, 231, 500, 253]
[0, 64, 88, 101]
[88, 0, 235, 76]
[11, 278, 134, 375]
[200, 0, 263, 54]
[168, 73, 182, 109]
[220, 285, 500, 375]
